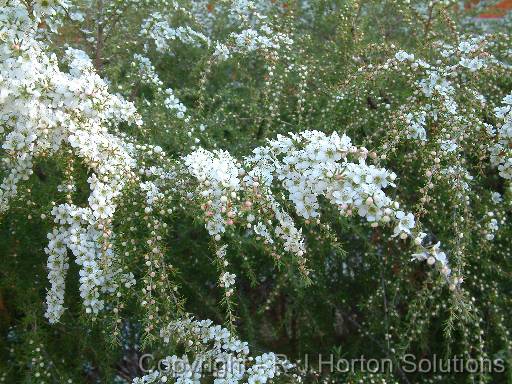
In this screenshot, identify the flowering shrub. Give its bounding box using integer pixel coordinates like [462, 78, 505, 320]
[0, 0, 511, 383]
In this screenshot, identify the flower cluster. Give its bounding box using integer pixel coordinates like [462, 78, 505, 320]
[484, 213, 499, 241]
[45, 202, 136, 323]
[390, 38, 504, 151]
[489, 92, 512, 179]
[133, 317, 293, 384]
[184, 148, 242, 239]
[212, 0, 293, 62]
[0, 2, 142, 322]
[213, 25, 293, 61]
[184, 145, 308, 263]
[246, 131, 402, 231]
[245, 131, 456, 277]
[140, 12, 210, 53]
[132, 54, 163, 87]
[139, 1, 293, 64]
[163, 88, 188, 120]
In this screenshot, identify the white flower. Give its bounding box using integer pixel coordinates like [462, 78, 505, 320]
[491, 192, 502, 204]
[395, 50, 414, 62]
[393, 211, 415, 236]
[440, 139, 457, 153]
[220, 272, 236, 288]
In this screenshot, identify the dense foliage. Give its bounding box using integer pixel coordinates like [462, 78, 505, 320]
[0, 0, 511, 383]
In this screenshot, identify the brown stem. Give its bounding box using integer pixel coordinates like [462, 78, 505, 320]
[94, 0, 104, 72]
[423, 1, 436, 39]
